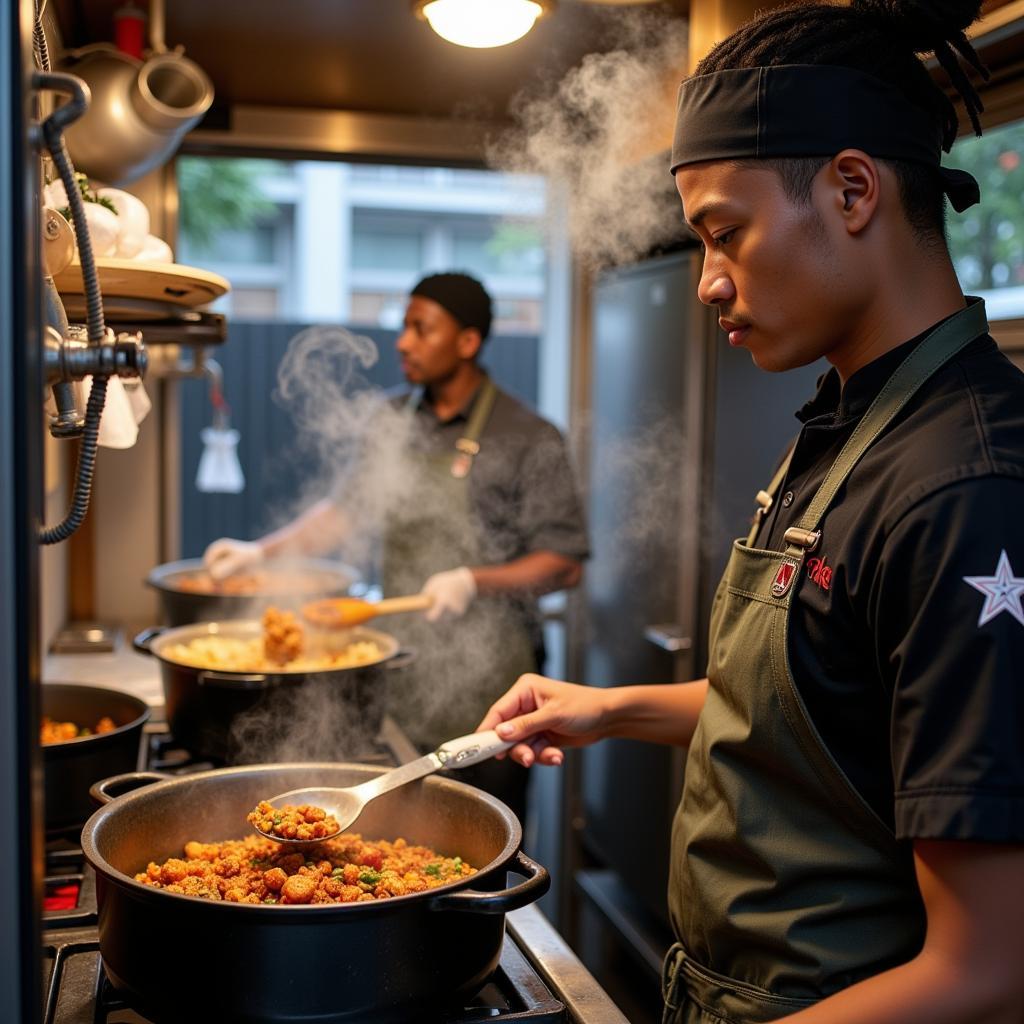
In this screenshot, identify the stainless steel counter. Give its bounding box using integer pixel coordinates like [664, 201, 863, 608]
[44, 639, 165, 715]
[509, 904, 630, 1024]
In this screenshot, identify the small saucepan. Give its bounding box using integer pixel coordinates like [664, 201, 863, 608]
[41, 682, 151, 833]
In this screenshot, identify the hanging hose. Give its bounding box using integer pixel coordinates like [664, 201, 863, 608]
[33, 0, 51, 73]
[35, 69, 111, 544]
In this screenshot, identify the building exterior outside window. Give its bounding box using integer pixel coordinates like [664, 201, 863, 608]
[177, 157, 546, 332]
[946, 118, 1024, 319]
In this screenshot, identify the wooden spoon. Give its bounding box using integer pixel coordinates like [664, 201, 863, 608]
[301, 593, 433, 629]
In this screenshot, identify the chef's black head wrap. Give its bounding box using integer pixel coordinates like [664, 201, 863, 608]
[411, 272, 493, 341]
[670, 0, 990, 214]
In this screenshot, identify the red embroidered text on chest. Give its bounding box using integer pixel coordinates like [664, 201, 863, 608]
[806, 555, 832, 591]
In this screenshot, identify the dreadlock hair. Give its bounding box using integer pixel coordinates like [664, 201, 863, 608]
[696, 0, 990, 247]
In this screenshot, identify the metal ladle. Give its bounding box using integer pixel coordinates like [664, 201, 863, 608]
[250, 730, 514, 849]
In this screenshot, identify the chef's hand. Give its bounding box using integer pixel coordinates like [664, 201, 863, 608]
[477, 674, 610, 768]
[203, 538, 265, 581]
[421, 567, 477, 622]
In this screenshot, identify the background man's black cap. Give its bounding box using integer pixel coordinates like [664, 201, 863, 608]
[411, 272, 493, 341]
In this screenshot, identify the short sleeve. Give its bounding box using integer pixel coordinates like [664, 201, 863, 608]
[517, 425, 590, 561]
[872, 476, 1024, 842]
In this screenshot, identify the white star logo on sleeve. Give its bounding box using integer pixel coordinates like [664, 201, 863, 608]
[963, 550, 1024, 628]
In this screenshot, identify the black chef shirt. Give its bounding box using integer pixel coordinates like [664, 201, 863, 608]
[753, 322, 1024, 843]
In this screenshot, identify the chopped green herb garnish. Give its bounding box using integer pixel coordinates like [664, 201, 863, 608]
[358, 871, 380, 886]
[424, 863, 441, 876]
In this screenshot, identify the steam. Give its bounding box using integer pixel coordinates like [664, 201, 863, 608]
[488, 10, 689, 269]
[227, 324, 540, 763]
[229, 676, 382, 764]
[267, 325, 418, 574]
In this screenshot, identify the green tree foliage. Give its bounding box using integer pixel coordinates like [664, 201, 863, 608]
[945, 122, 1024, 291]
[485, 221, 545, 274]
[177, 157, 277, 250]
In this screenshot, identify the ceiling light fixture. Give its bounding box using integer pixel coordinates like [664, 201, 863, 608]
[414, 0, 553, 49]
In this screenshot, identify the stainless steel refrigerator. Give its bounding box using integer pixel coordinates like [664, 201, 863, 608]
[571, 250, 823, 1018]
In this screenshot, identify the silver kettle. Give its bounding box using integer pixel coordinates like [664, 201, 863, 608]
[58, 43, 213, 186]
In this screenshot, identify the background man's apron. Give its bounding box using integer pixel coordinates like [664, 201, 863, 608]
[663, 301, 989, 1024]
[381, 379, 536, 814]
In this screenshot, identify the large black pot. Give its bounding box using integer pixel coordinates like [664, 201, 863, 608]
[42, 683, 150, 833]
[82, 763, 548, 1024]
[147, 557, 359, 627]
[133, 620, 409, 763]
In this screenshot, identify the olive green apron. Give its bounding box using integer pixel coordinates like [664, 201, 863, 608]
[381, 378, 536, 749]
[663, 300, 990, 1024]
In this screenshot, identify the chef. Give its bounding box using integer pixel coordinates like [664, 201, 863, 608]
[205, 272, 589, 820]
[479, 1, 1024, 1021]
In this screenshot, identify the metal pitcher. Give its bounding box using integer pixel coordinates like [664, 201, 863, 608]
[58, 43, 213, 186]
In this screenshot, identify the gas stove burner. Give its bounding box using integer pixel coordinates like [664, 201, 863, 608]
[42, 931, 568, 1023]
[44, 841, 96, 930]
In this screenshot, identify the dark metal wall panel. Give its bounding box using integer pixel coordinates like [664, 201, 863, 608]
[0, 1, 43, 1019]
[179, 322, 539, 558]
[580, 254, 692, 927]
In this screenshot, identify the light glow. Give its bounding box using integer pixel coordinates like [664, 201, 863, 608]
[422, 0, 544, 49]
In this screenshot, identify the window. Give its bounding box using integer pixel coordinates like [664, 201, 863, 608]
[946, 118, 1024, 318]
[351, 219, 424, 272]
[452, 222, 545, 278]
[177, 156, 546, 331]
[180, 224, 278, 265]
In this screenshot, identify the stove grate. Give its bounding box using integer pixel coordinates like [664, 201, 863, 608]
[42, 935, 567, 1023]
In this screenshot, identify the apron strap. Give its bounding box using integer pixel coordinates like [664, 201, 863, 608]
[783, 299, 989, 558]
[451, 377, 498, 479]
[402, 378, 500, 480]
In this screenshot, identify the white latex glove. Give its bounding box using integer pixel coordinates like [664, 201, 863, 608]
[203, 538, 264, 581]
[421, 567, 477, 622]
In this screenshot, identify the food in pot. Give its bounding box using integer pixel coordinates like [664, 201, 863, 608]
[40, 715, 116, 744]
[248, 801, 339, 841]
[262, 607, 303, 666]
[172, 569, 338, 596]
[159, 607, 380, 673]
[135, 833, 475, 904]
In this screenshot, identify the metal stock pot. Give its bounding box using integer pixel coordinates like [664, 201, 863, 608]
[82, 763, 548, 1023]
[146, 557, 359, 627]
[133, 619, 409, 762]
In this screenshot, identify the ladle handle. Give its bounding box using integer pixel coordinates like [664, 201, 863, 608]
[374, 594, 433, 616]
[352, 752, 444, 802]
[436, 730, 514, 769]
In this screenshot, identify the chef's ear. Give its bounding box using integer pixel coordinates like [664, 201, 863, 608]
[457, 327, 483, 361]
[825, 149, 880, 236]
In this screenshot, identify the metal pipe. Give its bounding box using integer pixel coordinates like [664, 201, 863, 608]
[149, 0, 167, 54]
